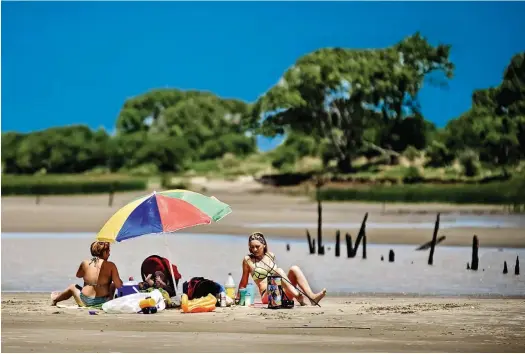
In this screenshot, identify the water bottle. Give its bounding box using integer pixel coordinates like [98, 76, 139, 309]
[225, 273, 236, 300]
[220, 292, 227, 307]
[245, 282, 255, 306]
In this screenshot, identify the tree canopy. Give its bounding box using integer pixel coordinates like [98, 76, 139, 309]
[2, 36, 523, 177]
[253, 32, 454, 171]
[443, 52, 525, 171]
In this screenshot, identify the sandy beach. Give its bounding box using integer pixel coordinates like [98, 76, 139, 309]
[2, 188, 525, 352]
[2, 292, 525, 352]
[2, 189, 524, 248]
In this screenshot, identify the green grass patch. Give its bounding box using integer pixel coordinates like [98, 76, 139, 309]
[1, 174, 147, 196]
[318, 178, 525, 205]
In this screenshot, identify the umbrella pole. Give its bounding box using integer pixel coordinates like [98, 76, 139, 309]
[164, 234, 178, 297]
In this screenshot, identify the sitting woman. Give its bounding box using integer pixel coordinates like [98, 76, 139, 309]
[51, 241, 123, 307]
[236, 232, 326, 306]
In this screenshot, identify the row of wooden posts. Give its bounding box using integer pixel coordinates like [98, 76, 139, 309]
[302, 210, 520, 275]
[296, 182, 521, 275]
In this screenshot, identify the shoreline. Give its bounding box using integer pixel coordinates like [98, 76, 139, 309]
[3, 192, 525, 248]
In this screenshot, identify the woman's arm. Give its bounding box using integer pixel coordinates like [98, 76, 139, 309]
[110, 262, 123, 289]
[236, 259, 251, 301]
[76, 261, 85, 278]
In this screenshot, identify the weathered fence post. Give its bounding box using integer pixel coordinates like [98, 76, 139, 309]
[306, 230, 316, 254]
[471, 235, 479, 271]
[353, 213, 369, 258]
[428, 213, 440, 265]
[503, 261, 508, 274]
[316, 179, 325, 255]
[335, 230, 340, 257]
[108, 183, 115, 207]
[345, 233, 354, 258]
[515, 256, 520, 275]
[388, 249, 395, 262]
[362, 233, 367, 259]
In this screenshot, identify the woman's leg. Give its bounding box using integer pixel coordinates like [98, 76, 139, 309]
[50, 284, 83, 306]
[287, 265, 327, 305]
[274, 268, 307, 306]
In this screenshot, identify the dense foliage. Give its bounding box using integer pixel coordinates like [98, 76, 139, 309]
[2, 90, 256, 174]
[2, 35, 523, 181]
[442, 53, 525, 173]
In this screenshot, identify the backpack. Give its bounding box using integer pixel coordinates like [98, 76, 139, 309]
[183, 277, 222, 301]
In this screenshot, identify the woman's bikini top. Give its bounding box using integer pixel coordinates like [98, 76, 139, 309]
[245, 252, 276, 281]
[84, 257, 110, 288]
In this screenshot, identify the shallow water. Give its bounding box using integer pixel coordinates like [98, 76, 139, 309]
[2, 232, 524, 297]
[244, 214, 525, 229]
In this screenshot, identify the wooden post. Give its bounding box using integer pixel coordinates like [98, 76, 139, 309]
[345, 233, 354, 258]
[362, 233, 367, 259]
[353, 213, 369, 256]
[108, 183, 115, 207]
[36, 195, 40, 205]
[306, 230, 316, 254]
[286, 244, 290, 251]
[335, 230, 340, 257]
[388, 249, 395, 262]
[316, 180, 325, 255]
[471, 235, 479, 271]
[428, 213, 440, 266]
[503, 261, 508, 274]
[515, 256, 520, 275]
[416, 236, 446, 251]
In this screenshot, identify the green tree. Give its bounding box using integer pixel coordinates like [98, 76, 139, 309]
[115, 89, 256, 163]
[253, 33, 453, 172]
[444, 52, 525, 172]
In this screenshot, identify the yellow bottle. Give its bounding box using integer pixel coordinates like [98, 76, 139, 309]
[225, 273, 236, 300]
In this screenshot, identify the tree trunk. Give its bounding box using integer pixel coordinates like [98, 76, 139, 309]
[337, 155, 353, 173]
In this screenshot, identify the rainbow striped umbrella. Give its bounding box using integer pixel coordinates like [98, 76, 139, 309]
[96, 189, 232, 243]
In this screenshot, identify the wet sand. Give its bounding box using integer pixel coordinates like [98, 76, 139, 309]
[2, 292, 524, 353]
[2, 191, 524, 247]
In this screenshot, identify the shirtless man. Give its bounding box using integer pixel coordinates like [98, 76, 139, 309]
[51, 241, 123, 307]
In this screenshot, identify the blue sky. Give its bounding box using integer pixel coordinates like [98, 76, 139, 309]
[2, 1, 525, 150]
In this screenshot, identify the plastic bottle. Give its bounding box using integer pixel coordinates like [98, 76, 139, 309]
[225, 273, 236, 300]
[245, 282, 255, 306]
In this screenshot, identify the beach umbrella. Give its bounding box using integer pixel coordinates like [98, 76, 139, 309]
[96, 189, 232, 294]
[96, 189, 231, 243]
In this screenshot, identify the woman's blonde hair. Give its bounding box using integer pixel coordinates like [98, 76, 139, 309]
[90, 241, 110, 258]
